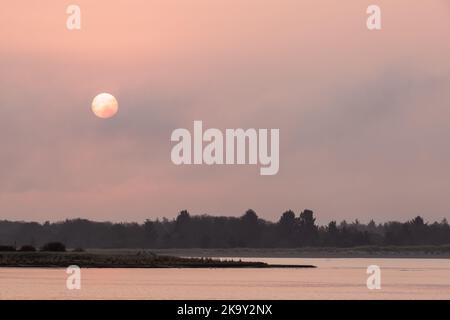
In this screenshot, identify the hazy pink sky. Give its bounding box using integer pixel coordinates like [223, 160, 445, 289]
[1, 1, 449, 224]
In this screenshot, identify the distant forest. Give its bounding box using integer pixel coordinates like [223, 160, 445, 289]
[1, 209, 449, 249]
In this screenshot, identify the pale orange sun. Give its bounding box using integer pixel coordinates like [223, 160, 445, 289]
[91, 93, 118, 119]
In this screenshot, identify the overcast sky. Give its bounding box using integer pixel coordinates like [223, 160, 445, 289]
[1, 0, 449, 224]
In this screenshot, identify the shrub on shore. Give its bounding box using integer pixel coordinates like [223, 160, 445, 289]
[40, 242, 66, 252]
[0, 245, 16, 252]
[19, 245, 36, 252]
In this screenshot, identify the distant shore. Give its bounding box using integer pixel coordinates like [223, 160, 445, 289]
[147, 245, 450, 259]
[0, 251, 316, 268]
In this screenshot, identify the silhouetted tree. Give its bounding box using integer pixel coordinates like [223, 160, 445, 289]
[175, 210, 192, 247]
[143, 219, 157, 248]
[297, 209, 318, 246]
[277, 210, 297, 247]
[240, 209, 260, 247]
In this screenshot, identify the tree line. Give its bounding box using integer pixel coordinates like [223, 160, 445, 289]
[0, 209, 449, 249]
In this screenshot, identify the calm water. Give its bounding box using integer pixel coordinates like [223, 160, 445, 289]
[0, 258, 449, 299]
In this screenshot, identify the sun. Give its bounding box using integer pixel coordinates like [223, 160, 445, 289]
[91, 93, 118, 119]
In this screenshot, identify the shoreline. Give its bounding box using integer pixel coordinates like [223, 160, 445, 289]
[0, 252, 316, 269]
[149, 247, 450, 259]
[0, 264, 316, 269]
[1, 245, 449, 269]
